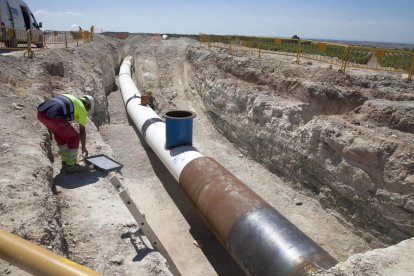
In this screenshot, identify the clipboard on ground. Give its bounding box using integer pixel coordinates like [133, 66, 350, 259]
[85, 154, 123, 173]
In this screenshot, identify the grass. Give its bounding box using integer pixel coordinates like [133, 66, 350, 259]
[204, 35, 414, 70]
[166, 33, 199, 40]
[348, 48, 373, 65]
[378, 52, 414, 71]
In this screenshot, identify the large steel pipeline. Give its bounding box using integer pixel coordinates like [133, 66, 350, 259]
[0, 228, 100, 276]
[119, 56, 338, 275]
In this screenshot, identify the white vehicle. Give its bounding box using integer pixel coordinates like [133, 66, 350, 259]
[0, 0, 43, 48]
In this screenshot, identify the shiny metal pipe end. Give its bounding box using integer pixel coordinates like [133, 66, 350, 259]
[228, 207, 338, 276]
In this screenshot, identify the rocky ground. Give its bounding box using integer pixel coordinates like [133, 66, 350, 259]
[0, 36, 170, 275]
[0, 34, 413, 275]
[185, 44, 414, 245]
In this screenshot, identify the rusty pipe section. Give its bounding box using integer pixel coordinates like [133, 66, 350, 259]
[0, 228, 100, 276]
[179, 157, 337, 275]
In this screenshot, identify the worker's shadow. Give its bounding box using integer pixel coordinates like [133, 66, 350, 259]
[53, 169, 103, 189]
[121, 229, 155, 262]
[0, 49, 13, 54]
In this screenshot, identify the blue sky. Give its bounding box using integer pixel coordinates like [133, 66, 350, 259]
[26, 0, 414, 43]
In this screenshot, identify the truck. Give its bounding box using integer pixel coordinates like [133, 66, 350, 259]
[0, 0, 43, 48]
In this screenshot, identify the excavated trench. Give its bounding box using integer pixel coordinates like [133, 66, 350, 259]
[182, 45, 414, 246]
[108, 36, 414, 274]
[3, 35, 413, 275]
[113, 35, 412, 269]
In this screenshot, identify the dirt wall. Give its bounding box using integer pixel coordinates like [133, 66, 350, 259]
[185, 46, 414, 244]
[321, 237, 414, 275]
[0, 35, 121, 274]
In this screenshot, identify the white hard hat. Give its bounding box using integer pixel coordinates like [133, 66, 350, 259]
[81, 95, 95, 114]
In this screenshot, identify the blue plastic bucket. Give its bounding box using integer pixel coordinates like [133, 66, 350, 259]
[165, 110, 196, 149]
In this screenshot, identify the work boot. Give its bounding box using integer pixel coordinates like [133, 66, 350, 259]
[64, 163, 88, 174]
[64, 148, 88, 173]
[60, 161, 67, 172]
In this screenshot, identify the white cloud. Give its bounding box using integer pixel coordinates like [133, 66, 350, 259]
[34, 9, 81, 17]
[67, 11, 81, 16]
[34, 9, 63, 16]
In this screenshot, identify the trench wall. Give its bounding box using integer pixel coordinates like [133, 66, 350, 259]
[0, 35, 121, 274]
[185, 46, 414, 244]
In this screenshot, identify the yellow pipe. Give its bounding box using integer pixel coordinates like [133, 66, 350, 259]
[0, 228, 100, 276]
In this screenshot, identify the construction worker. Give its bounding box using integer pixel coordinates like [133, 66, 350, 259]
[37, 94, 95, 173]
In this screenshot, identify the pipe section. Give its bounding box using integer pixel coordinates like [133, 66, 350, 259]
[0, 228, 100, 276]
[119, 56, 202, 180]
[118, 56, 338, 275]
[179, 157, 337, 275]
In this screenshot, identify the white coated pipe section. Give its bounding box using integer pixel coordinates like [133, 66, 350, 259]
[118, 56, 203, 181]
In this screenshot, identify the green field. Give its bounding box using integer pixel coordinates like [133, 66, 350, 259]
[378, 52, 413, 71]
[206, 35, 413, 70]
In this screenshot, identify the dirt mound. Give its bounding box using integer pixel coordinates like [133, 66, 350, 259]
[185, 45, 414, 244]
[349, 99, 414, 133]
[0, 35, 170, 275]
[322, 238, 414, 276]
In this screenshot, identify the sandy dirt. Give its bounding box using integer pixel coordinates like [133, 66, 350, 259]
[184, 42, 414, 245]
[1, 34, 413, 275]
[0, 36, 170, 276]
[126, 36, 373, 262]
[100, 80, 238, 275]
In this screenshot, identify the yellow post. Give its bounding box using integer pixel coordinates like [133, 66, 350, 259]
[296, 40, 301, 64]
[65, 32, 68, 48]
[408, 54, 414, 81]
[258, 37, 261, 59]
[0, 228, 100, 276]
[341, 46, 350, 72]
[90, 25, 94, 41]
[26, 30, 32, 58]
